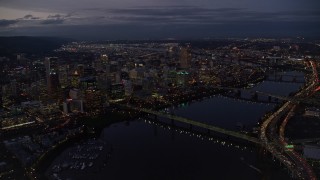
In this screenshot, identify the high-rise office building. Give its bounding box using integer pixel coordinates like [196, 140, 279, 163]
[85, 88, 101, 111]
[109, 83, 125, 100]
[179, 47, 191, 69]
[79, 76, 96, 90]
[17, 53, 27, 66]
[48, 72, 60, 94]
[71, 71, 80, 88]
[44, 57, 60, 94]
[59, 65, 69, 88]
[0, 85, 2, 109]
[123, 80, 133, 96]
[77, 64, 85, 77]
[45, 57, 59, 76]
[176, 71, 190, 87]
[10, 80, 18, 97]
[100, 54, 109, 63]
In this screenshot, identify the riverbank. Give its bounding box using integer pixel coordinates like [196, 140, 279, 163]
[32, 72, 267, 179]
[28, 109, 142, 179]
[38, 69, 306, 180]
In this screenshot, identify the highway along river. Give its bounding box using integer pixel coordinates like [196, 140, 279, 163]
[46, 70, 304, 180]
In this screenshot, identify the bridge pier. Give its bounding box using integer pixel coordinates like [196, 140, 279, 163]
[171, 128, 175, 140]
[226, 135, 230, 140]
[293, 76, 296, 82]
[171, 119, 175, 126]
[153, 125, 158, 137]
[189, 124, 193, 130]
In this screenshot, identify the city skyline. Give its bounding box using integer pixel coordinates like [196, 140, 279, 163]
[0, 36, 319, 179]
[0, 0, 320, 39]
[0, 0, 320, 179]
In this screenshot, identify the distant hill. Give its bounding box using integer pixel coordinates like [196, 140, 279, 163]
[0, 36, 72, 56]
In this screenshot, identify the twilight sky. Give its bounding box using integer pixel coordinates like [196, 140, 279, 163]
[0, 0, 319, 40]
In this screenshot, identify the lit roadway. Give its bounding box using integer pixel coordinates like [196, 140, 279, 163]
[250, 90, 319, 107]
[291, 138, 320, 144]
[259, 61, 318, 180]
[281, 105, 316, 180]
[1, 121, 35, 130]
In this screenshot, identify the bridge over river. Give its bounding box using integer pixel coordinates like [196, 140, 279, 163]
[210, 86, 320, 106]
[119, 104, 261, 144]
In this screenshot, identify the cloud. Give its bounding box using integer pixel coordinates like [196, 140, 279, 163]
[0, 0, 319, 39]
[1, 4, 319, 39]
[48, 14, 63, 19]
[0, 13, 69, 27]
[94, 6, 320, 25]
[24, 14, 33, 19]
[16, 15, 41, 21]
[107, 7, 242, 17]
[23, 14, 40, 20]
[98, 7, 245, 25]
[0, 19, 19, 27]
[41, 18, 65, 24]
[40, 13, 70, 25]
[3, 21, 319, 40]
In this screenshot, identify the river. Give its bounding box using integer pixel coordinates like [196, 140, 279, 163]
[46, 70, 305, 180]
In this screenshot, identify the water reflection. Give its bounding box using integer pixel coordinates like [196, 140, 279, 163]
[47, 71, 304, 180]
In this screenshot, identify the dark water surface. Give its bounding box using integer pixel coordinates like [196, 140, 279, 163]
[47, 71, 304, 180]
